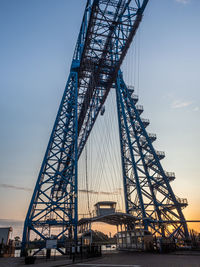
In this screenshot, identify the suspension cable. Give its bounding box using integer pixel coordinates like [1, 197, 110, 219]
[85, 144, 91, 216]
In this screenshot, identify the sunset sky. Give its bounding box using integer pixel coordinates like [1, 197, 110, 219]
[0, 0, 200, 237]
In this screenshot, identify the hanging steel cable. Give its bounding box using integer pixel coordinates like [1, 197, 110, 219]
[85, 144, 92, 216]
[22, 0, 190, 256]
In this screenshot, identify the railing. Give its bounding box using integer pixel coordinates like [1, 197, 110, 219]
[132, 94, 138, 103]
[148, 133, 157, 141]
[139, 134, 156, 146]
[165, 195, 188, 208]
[165, 172, 175, 180]
[135, 105, 144, 114]
[176, 197, 188, 206]
[145, 151, 165, 161]
[155, 150, 165, 159]
[127, 85, 134, 92]
[141, 118, 150, 126]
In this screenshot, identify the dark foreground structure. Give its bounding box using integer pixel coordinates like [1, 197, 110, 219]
[1, 251, 200, 267]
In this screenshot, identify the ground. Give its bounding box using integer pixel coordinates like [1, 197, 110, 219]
[0, 251, 200, 267]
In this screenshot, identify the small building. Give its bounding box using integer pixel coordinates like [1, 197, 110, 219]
[0, 227, 15, 257]
[116, 229, 153, 251]
[0, 227, 12, 246]
[78, 202, 154, 252]
[94, 201, 116, 216]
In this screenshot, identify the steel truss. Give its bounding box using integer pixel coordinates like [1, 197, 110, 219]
[22, 0, 189, 255]
[115, 71, 189, 239]
[22, 72, 78, 255]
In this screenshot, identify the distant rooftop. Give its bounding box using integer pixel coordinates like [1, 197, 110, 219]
[94, 201, 117, 206]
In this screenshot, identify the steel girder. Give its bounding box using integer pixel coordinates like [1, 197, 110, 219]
[22, 72, 78, 254]
[74, 0, 149, 157]
[22, 0, 149, 254]
[115, 72, 189, 239]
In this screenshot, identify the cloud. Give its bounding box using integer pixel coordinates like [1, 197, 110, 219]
[79, 188, 122, 195]
[0, 183, 123, 196]
[0, 183, 32, 192]
[175, 0, 190, 4]
[172, 100, 193, 109]
[193, 106, 199, 112]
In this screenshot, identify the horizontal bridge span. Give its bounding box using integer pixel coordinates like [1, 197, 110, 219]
[78, 212, 139, 226]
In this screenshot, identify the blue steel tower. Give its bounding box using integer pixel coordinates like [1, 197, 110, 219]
[22, 0, 189, 255]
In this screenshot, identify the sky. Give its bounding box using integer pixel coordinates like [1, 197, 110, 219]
[0, 0, 200, 237]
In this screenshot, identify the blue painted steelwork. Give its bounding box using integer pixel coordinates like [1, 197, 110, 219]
[22, 71, 78, 254]
[22, 0, 189, 255]
[115, 71, 189, 238]
[22, 0, 150, 254]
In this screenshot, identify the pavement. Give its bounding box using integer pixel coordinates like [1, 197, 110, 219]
[0, 251, 200, 267]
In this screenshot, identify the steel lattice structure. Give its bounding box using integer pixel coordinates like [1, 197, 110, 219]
[116, 72, 189, 238]
[22, 0, 189, 255]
